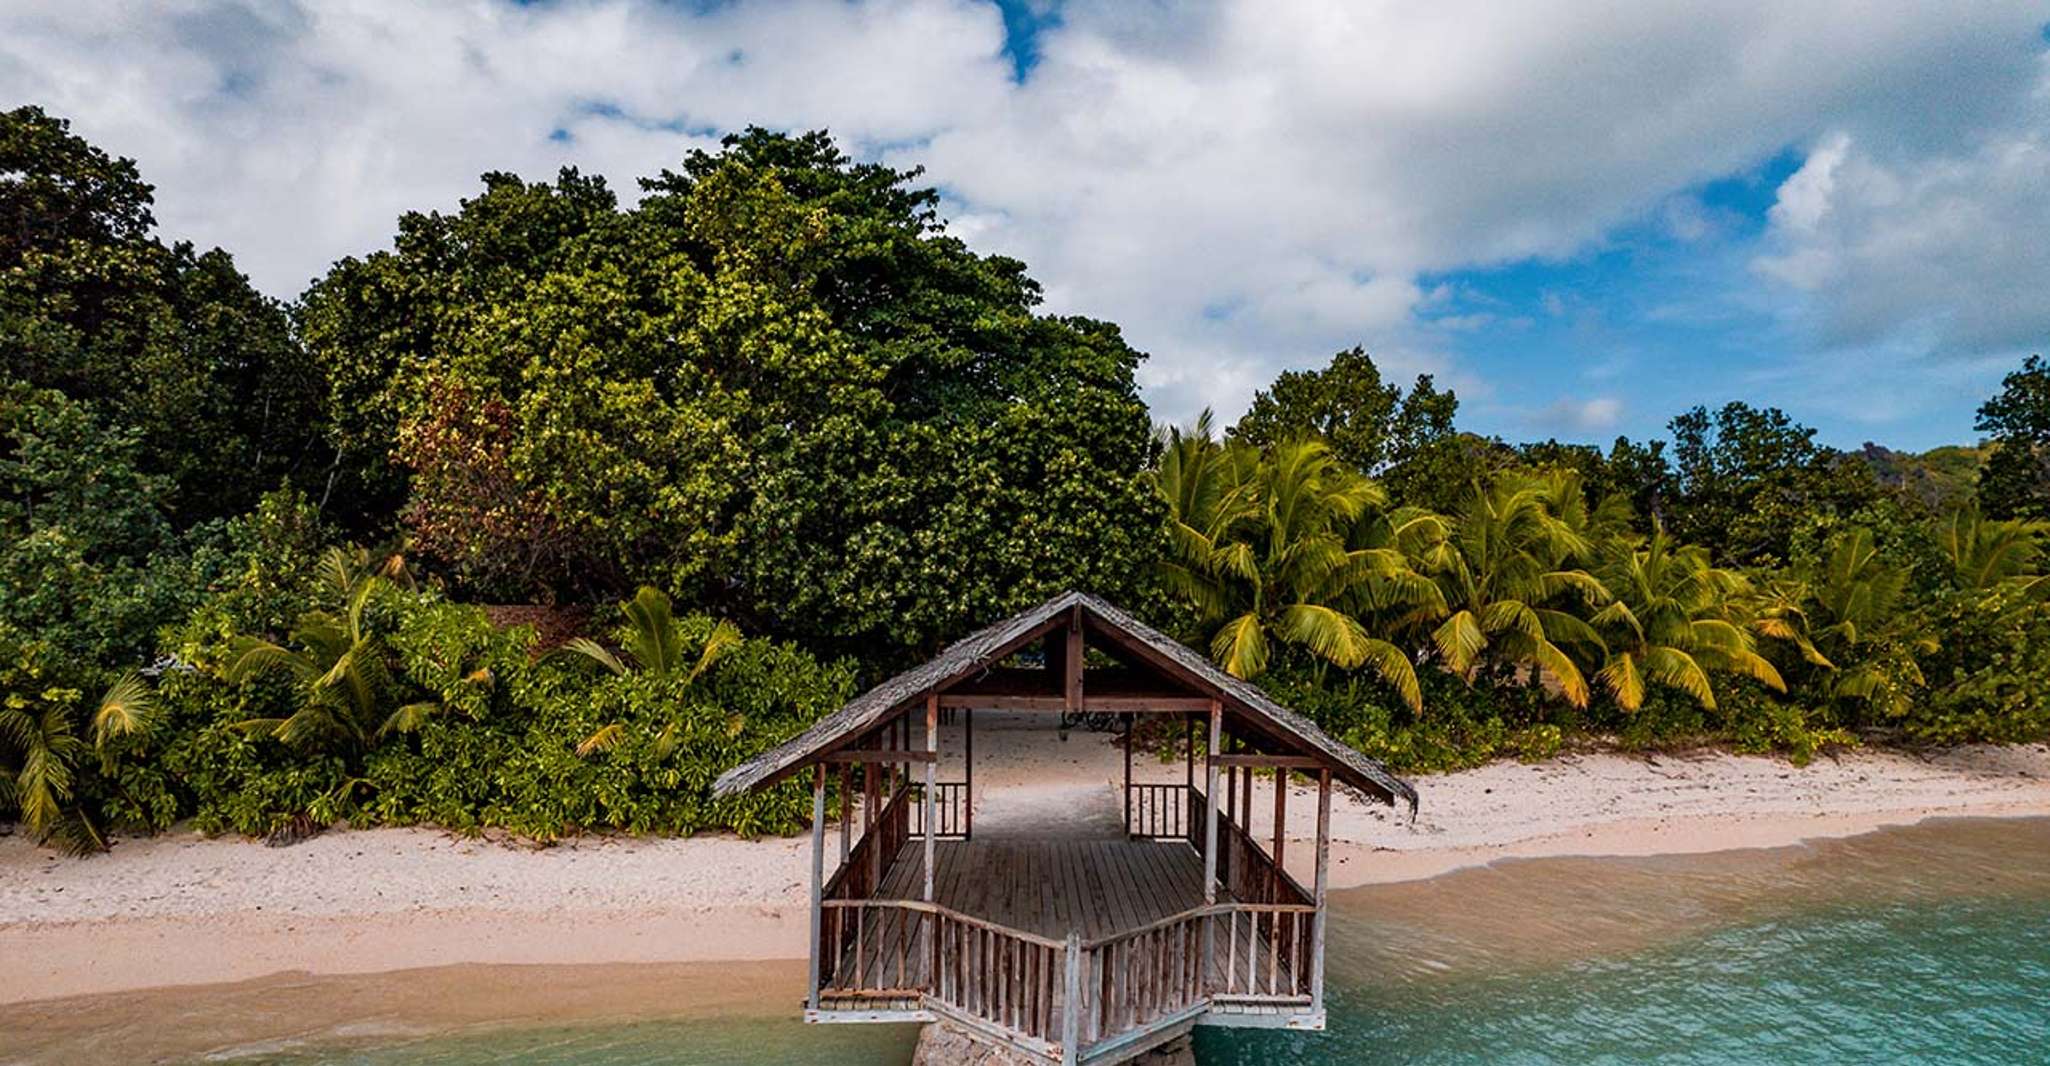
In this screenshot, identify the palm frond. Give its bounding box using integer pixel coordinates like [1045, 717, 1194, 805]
[91, 672, 158, 749]
[1209, 613, 1270, 680]
[577, 722, 626, 757]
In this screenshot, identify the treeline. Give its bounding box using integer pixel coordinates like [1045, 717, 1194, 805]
[4, 106, 2049, 854]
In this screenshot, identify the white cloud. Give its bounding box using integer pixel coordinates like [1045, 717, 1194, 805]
[1755, 92, 2050, 355]
[2, 0, 2045, 427]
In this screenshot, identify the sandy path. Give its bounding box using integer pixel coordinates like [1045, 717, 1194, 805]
[4, 726, 2048, 1004]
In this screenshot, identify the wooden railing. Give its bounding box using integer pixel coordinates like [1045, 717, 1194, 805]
[818, 899, 1066, 1057]
[824, 783, 914, 904]
[1211, 902, 1315, 1001]
[929, 905, 1066, 1049]
[813, 785, 1320, 1061]
[819, 898, 927, 996]
[1078, 906, 1211, 1047]
[910, 780, 970, 840]
[1124, 783, 1195, 840]
[1216, 806, 1313, 907]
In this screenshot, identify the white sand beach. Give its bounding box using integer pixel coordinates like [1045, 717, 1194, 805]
[4, 723, 2048, 1004]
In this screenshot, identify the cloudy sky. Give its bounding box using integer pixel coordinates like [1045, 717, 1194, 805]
[5, 1, 2047, 450]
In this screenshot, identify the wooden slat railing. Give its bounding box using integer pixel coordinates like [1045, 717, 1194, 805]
[1216, 807, 1313, 907]
[1124, 783, 1193, 839]
[1078, 905, 1210, 1047]
[818, 898, 1066, 1057]
[929, 904, 1065, 1048]
[1211, 902, 1315, 1002]
[814, 785, 1322, 1060]
[909, 781, 970, 840]
[824, 782, 914, 904]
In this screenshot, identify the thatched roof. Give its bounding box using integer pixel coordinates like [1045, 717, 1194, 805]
[712, 591, 1417, 813]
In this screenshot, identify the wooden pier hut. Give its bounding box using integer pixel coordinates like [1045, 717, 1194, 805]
[713, 591, 1417, 1065]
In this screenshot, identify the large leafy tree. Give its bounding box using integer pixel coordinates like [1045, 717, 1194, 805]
[302, 129, 1158, 662]
[1665, 402, 1886, 566]
[1230, 346, 1457, 476]
[1975, 354, 2050, 520]
[1, 106, 325, 524]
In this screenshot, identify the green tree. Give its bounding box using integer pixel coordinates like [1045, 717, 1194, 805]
[1666, 402, 1885, 565]
[225, 547, 437, 751]
[1755, 527, 1934, 723]
[302, 129, 1159, 663]
[1975, 354, 2050, 520]
[1155, 422, 1435, 707]
[561, 586, 743, 757]
[1230, 347, 1457, 475]
[1422, 471, 1607, 707]
[1590, 526, 1784, 710]
[1, 106, 325, 524]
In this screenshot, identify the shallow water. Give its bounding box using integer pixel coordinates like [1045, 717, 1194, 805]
[7, 817, 2048, 1064]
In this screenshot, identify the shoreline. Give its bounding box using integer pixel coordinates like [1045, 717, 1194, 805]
[4, 742, 2048, 1005]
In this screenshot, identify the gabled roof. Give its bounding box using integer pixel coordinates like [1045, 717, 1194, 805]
[712, 591, 1418, 812]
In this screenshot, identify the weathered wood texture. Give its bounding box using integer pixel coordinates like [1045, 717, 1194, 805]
[817, 828, 1314, 1057]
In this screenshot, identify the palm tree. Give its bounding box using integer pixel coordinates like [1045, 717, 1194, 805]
[559, 586, 742, 757]
[1, 674, 150, 854]
[1421, 472, 1608, 707]
[1155, 423, 1436, 709]
[226, 547, 438, 749]
[1591, 526, 1784, 710]
[1754, 527, 1934, 721]
[1937, 504, 2047, 595]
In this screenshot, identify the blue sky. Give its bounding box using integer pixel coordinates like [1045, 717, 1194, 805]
[6, 1, 2047, 452]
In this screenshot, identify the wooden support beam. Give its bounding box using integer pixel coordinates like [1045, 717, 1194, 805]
[838, 763, 851, 864]
[1184, 714, 1195, 788]
[1063, 608, 1084, 713]
[1122, 712, 1134, 838]
[923, 694, 938, 903]
[1061, 931, 1083, 1066]
[1200, 700, 1222, 997]
[1202, 701, 1222, 904]
[1209, 753, 1326, 770]
[818, 748, 936, 765]
[936, 694, 1210, 712]
[964, 707, 975, 840]
[1312, 768, 1331, 1016]
[1271, 764, 1289, 903]
[808, 764, 826, 1011]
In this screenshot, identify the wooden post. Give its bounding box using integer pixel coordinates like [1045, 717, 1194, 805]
[964, 707, 975, 840]
[1064, 609, 1084, 713]
[1312, 769, 1331, 1016]
[1202, 701, 1222, 903]
[1122, 712, 1133, 837]
[1061, 931, 1083, 1066]
[924, 694, 938, 902]
[1272, 765, 1289, 903]
[1200, 700, 1222, 997]
[1184, 714, 1194, 788]
[838, 764, 851, 864]
[865, 733, 881, 889]
[808, 763, 826, 1011]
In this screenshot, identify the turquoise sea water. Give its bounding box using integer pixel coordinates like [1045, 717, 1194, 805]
[9, 818, 2048, 1064]
[246, 895, 2050, 1065]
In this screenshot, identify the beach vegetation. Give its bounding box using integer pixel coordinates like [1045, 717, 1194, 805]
[5, 109, 2050, 850]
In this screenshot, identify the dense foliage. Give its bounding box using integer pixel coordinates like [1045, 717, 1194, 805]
[1150, 346, 2050, 770]
[4, 108, 2050, 856]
